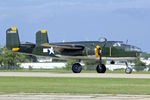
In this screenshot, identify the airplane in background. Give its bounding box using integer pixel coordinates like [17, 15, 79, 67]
[6, 27, 142, 74]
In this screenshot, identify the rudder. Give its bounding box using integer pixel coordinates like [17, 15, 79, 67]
[36, 29, 49, 46]
[6, 27, 20, 50]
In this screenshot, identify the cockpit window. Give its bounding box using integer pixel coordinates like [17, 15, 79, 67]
[129, 46, 141, 52]
[113, 42, 121, 47]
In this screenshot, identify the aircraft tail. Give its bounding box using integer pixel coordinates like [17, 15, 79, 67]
[6, 27, 20, 51]
[36, 29, 49, 46]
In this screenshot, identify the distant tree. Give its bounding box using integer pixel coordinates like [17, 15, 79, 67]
[83, 60, 97, 66]
[1, 46, 25, 69]
[65, 60, 76, 70]
[141, 52, 150, 59]
[83, 60, 97, 70]
[0, 47, 4, 66]
[83, 60, 106, 66]
[135, 59, 146, 66]
[134, 59, 146, 71]
[25, 55, 37, 62]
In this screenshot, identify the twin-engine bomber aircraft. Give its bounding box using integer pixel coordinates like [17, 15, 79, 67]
[6, 27, 142, 74]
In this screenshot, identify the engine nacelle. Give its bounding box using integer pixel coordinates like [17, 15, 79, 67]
[95, 45, 102, 58]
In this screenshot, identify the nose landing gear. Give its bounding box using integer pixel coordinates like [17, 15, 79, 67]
[125, 62, 132, 74]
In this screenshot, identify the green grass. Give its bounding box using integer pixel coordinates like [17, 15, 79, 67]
[0, 77, 150, 94]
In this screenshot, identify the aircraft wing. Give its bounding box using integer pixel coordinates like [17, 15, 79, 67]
[55, 55, 137, 61]
[41, 43, 85, 51]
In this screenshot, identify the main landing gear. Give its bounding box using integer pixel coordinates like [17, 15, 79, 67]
[96, 64, 106, 73]
[72, 38, 107, 74]
[72, 63, 82, 73]
[71, 62, 107, 73]
[96, 46, 106, 73]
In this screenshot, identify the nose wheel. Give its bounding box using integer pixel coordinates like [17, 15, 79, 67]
[72, 63, 82, 73]
[125, 62, 132, 74]
[125, 67, 132, 74]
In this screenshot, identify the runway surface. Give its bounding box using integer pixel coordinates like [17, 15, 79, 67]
[0, 72, 150, 78]
[0, 94, 150, 100]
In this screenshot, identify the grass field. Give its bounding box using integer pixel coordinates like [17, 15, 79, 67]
[0, 77, 150, 94]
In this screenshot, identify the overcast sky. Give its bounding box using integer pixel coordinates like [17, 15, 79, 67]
[0, 0, 150, 52]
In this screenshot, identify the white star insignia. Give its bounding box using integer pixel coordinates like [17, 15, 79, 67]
[48, 47, 54, 55]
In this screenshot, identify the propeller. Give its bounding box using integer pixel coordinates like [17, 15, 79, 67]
[95, 37, 107, 57]
[98, 37, 107, 48]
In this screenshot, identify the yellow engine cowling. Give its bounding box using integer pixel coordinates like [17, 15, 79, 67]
[95, 45, 102, 58]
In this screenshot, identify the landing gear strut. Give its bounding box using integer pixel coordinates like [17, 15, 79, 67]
[72, 63, 82, 73]
[96, 46, 106, 73]
[125, 62, 132, 74]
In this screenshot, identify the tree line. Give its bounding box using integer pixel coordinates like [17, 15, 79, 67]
[0, 46, 28, 69]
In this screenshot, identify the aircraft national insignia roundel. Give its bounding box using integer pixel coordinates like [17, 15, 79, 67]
[43, 47, 55, 56]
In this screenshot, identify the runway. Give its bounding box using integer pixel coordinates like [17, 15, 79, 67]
[0, 94, 150, 100]
[0, 72, 150, 78]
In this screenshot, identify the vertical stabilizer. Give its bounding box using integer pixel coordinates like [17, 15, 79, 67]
[36, 30, 49, 46]
[6, 27, 20, 50]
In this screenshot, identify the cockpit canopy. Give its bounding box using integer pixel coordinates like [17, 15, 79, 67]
[108, 41, 141, 52]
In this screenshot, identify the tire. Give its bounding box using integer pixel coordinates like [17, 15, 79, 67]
[96, 64, 106, 73]
[72, 63, 82, 73]
[125, 67, 132, 74]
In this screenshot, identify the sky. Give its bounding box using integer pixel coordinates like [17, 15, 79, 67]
[0, 0, 150, 53]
